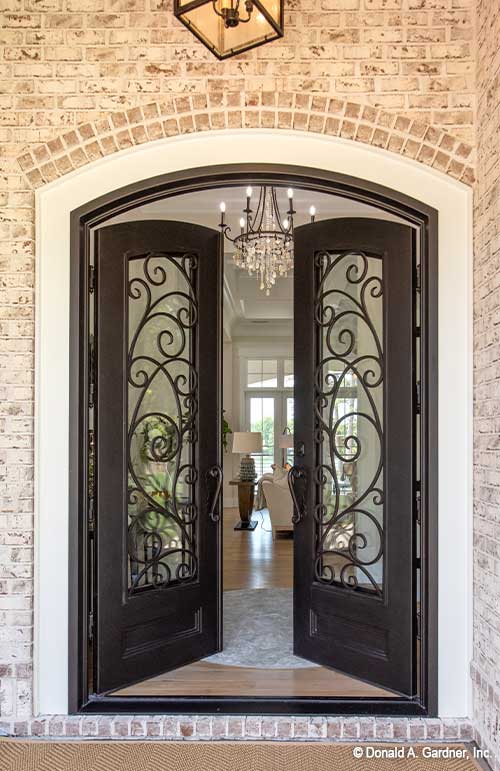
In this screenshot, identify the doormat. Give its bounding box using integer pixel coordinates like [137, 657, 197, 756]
[0, 740, 482, 771]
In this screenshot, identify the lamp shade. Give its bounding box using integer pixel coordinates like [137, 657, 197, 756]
[232, 431, 262, 454]
[174, 0, 284, 60]
[279, 433, 294, 449]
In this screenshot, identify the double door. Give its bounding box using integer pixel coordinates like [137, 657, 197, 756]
[93, 216, 416, 697]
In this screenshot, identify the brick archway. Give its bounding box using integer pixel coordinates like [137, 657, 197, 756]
[31, 107, 472, 724]
[18, 90, 474, 188]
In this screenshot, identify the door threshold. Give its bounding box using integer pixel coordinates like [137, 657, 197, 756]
[81, 693, 428, 716]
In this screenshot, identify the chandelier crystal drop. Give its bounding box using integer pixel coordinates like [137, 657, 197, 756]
[219, 186, 313, 296]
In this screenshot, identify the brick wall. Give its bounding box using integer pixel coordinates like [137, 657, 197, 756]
[471, 0, 500, 768]
[0, 0, 482, 742]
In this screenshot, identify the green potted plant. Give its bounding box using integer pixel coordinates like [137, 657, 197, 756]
[222, 410, 232, 453]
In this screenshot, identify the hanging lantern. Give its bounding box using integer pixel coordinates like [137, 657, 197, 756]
[174, 0, 284, 60]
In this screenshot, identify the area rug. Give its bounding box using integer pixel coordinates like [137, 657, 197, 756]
[0, 741, 482, 771]
[205, 588, 317, 669]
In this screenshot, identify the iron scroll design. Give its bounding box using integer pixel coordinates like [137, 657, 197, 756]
[288, 466, 307, 524]
[314, 249, 384, 596]
[206, 464, 223, 523]
[127, 251, 199, 593]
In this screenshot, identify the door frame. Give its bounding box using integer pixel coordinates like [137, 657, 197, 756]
[68, 163, 438, 716]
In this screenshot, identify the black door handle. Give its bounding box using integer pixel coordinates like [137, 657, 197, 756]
[206, 464, 223, 522]
[288, 466, 307, 524]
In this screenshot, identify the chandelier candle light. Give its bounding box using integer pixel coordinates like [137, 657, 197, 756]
[219, 187, 316, 296]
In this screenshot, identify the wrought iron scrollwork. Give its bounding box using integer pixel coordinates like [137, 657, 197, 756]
[288, 465, 307, 524]
[127, 251, 199, 593]
[206, 464, 223, 523]
[313, 249, 384, 596]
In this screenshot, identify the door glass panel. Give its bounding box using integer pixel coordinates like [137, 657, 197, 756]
[249, 396, 275, 476]
[315, 251, 384, 596]
[127, 253, 198, 592]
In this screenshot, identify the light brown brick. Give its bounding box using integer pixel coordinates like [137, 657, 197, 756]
[0, 0, 487, 760]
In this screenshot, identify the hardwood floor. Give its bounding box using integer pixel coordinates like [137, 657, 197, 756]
[223, 507, 293, 591]
[115, 507, 394, 699]
[117, 660, 391, 698]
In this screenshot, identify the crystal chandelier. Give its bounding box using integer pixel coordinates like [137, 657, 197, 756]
[219, 186, 316, 296]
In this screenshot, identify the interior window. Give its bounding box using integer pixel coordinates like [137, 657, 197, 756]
[245, 356, 294, 472]
[248, 396, 275, 476]
[247, 359, 278, 388]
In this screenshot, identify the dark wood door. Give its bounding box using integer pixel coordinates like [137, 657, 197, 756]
[292, 218, 415, 696]
[94, 220, 222, 693]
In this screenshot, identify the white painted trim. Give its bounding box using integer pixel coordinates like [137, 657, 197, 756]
[35, 128, 473, 718]
[33, 195, 43, 720]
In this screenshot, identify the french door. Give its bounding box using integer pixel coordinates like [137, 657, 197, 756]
[93, 220, 222, 693]
[245, 391, 294, 474]
[91, 215, 418, 699]
[291, 218, 416, 696]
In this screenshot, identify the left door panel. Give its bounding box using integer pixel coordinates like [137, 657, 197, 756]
[94, 220, 222, 694]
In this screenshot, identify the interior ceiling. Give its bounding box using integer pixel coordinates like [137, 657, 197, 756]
[108, 185, 404, 338]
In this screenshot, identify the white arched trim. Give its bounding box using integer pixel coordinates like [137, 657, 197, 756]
[35, 129, 473, 717]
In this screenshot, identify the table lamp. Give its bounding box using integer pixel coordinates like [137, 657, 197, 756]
[232, 431, 263, 481]
[279, 429, 294, 466]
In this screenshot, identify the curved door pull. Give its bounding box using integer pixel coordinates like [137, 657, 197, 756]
[288, 466, 307, 524]
[206, 464, 223, 523]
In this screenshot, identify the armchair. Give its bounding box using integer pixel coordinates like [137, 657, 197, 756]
[262, 479, 294, 539]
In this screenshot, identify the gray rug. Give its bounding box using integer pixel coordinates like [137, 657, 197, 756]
[205, 588, 318, 669]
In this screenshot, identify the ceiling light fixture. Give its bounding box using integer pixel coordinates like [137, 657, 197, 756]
[174, 0, 284, 60]
[219, 186, 316, 296]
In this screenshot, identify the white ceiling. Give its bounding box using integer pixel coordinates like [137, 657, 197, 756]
[107, 185, 405, 340]
[110, 184, 401, 232]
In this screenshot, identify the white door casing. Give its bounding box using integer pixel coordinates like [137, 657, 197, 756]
[35, 128, 473, 717]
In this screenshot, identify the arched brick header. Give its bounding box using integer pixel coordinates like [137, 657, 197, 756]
[17, 90, 475, 189]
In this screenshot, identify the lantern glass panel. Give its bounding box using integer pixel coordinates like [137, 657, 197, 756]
[175, 0, 283, 59]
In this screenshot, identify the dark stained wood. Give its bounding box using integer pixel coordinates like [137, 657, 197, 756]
[293, 218, 415, 698]
[229, 480, 257, 529]
[95, 220, 222, 694]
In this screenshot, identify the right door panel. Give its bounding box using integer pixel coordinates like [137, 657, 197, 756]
[292, 218, 416, 696]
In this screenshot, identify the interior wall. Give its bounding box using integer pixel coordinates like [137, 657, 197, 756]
[471, 1, 500, 765]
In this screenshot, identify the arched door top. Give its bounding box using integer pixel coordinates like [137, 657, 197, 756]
[18, 91, 474, 190]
